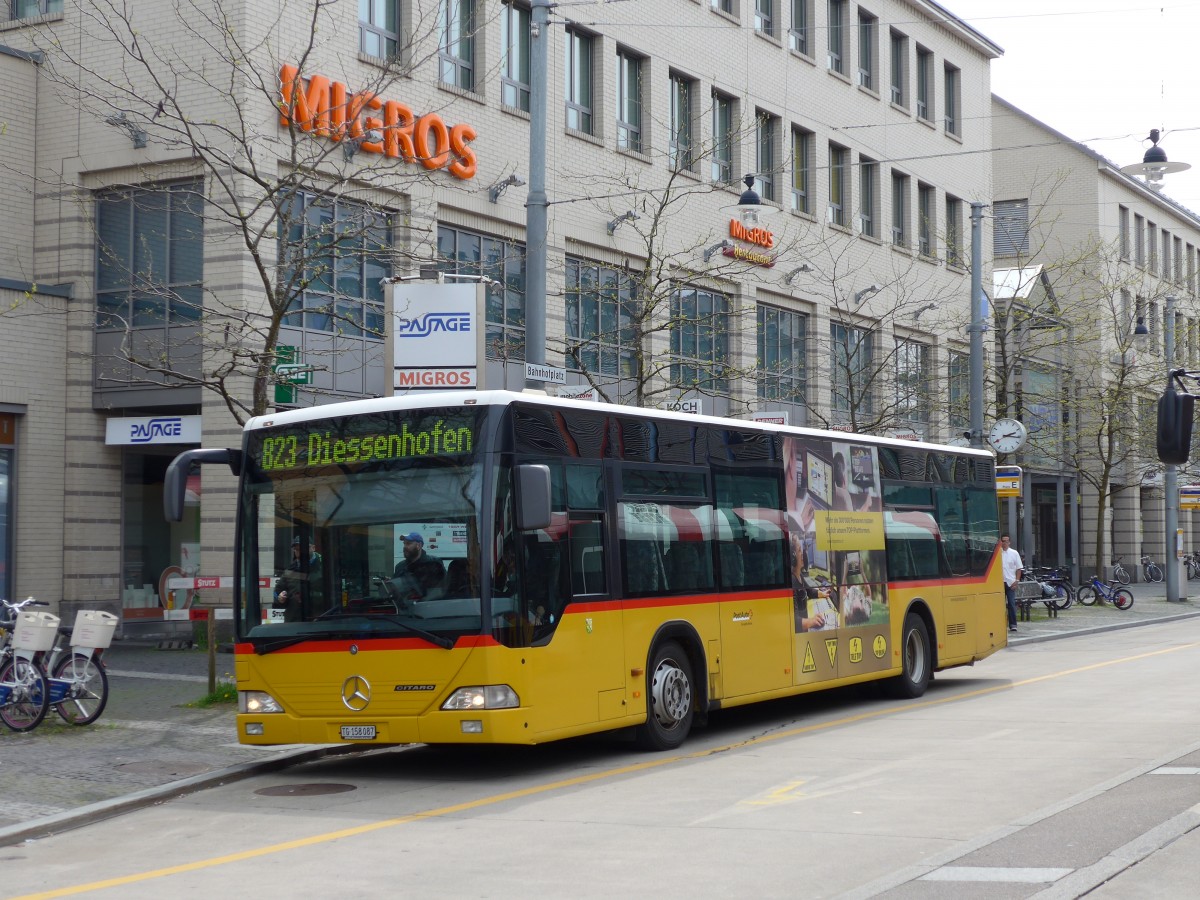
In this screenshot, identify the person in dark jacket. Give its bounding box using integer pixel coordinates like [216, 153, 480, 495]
[393, 532, 445, 599]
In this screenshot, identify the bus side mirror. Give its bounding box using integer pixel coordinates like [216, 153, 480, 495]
[1157, 385, 1195, 466]
[163, 449, 242, 521]
[514, 464, 552, 532]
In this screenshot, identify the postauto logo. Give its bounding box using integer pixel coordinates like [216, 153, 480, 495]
[396, 312, 472, 338]
[130, 417, 184, 443]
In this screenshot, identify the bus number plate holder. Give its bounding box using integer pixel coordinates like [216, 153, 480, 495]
[340, 725, 376, 740]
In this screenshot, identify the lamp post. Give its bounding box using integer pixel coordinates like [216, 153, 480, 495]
[968, 202, 986, 449]
[1165, 295, 1184, 600]
[523, 0, 551, 389]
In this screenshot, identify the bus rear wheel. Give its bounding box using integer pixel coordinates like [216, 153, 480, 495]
[635, 640, 694, 751]
[883, 613, 931, 700]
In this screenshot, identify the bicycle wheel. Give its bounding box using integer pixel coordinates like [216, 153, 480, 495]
[1052, 583, 1074, 611]
[0, 657, 50, 732]
[1146, 564, 1163, 584]
[1113, 589, 1134, 610]
[1077, 585, 1097, 606]
[1189, 562, 1200, 581]
[1114, 566, 1130, 585]
[52, 654, 109, 726]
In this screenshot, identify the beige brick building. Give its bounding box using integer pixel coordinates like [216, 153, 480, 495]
[992, 96, 1200, 578]
[0, 0, 999, 625]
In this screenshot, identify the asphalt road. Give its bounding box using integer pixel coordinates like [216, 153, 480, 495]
[5, 606, 1200, 898]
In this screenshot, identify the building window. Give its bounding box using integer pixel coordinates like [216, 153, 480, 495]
[616, 49, 643, 152]
[10, 0, 61, 19]
[891, 171, 908, 248]
[943, 63, 960, 135]
[792, 127, 813, 214]
[895, 339, 930, 429]
[671, 286, 729, 394]
[360, 0, 401, 59]
[95, 181, 204, 329]
[915, 46, 932, 120]
[755, 111, 778, 202]
[1135, 213, 1144, 266]
[993, 199, 1029, 257]
[755, 0, 773, 37]
[437, 225, 526, 361]
[829, 143, 847, 227]
[439, 0, 476, 90]
[945, 195, 962, 267]
[1188, 243, 1195, 294]
[859, 158, 877, 237]
[500, 1, 531, 111]
[1162, 230, 1171, 281]
[831, 322, 872, 419]
[889, 29, 907, 106]
[948, 351, 968, 434]
[789, 0, 810, 54]
[669, 74, 695, 172]
[565, 28, 594, 134]
[1118, 205, 1130, 261]
[278, 192, 393, 339]
[712, 89, 735, 184]
[1147, 221, 1158, 271]
[918, 182, 935, 257]
[857, 11, 876, 90]
[565, 258, 638, 378]
[1175, 236, 1183, 283]
[827, 0, 845, 74]
[711, 0, 733, 13]
[757, 305, 807, 407]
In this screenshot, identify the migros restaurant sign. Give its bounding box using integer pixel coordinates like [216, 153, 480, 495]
[278, 64, 478, 180]
[726, 218, 776, 267]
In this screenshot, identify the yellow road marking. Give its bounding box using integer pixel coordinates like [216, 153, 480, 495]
[18, 639, 1200, 899]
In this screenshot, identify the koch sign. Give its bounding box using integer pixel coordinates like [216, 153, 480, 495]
[389, 282, 484, 392]
[106, 415, 202, 446]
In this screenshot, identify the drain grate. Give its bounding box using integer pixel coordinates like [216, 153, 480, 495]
[255, 783, 358, 797]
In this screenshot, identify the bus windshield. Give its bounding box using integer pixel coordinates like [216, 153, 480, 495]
[236, 407, 491, 647]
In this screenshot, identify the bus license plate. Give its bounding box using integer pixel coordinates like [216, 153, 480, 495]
[340, 725, 376, 740]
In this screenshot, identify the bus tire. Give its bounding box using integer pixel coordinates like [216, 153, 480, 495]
[883, 613, 931, 700]
[634, 640, 694, 751]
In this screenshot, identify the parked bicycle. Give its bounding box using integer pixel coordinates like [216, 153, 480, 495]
[0, 597, 54, 732]
[1111, 557, 1131, 585]
[1187, 552, 1200, 582]
[40, 609, 116, 726]
[1077, 577, 1134, 609]
[1027, 566, 1075, 610]
[1140, 554, 1164, 584]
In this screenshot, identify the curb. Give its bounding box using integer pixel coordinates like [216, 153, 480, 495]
[1007, 610, 1200, 646]
[0, 743, 376, 848]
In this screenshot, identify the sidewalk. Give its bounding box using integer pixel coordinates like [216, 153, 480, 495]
[2, 585, 1198, 847]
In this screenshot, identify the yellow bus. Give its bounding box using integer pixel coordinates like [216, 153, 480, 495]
[165, 391, 1006, 751]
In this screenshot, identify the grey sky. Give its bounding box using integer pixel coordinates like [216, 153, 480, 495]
[946, 1, 1200, 211]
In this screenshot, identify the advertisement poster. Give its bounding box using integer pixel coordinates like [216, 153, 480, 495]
[784, 437, 891, 679]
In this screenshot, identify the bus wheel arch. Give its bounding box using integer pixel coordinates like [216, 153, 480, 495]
[883, 604, 934, 699]
[634, 624, 705, 751]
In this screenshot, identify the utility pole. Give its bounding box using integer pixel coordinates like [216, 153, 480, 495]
[1165, 294, 1183, 600]
[969, 202, 987, 449]
[523, 0, 551, 388]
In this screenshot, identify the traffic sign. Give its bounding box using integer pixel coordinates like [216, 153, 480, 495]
[996, 465, 1022, 498]
[1181, 485, 1200, 510]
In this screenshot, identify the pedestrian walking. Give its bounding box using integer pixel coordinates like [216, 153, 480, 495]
[1000, 533, 1023, 632]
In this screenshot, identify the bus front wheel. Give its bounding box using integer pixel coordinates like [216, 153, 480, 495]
[635, 640, 694, 751]
[883, 613, 931, 700]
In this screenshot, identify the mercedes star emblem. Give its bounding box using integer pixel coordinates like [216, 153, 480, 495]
[341, 675, 371, 711]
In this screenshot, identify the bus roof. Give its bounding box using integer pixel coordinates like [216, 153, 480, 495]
[246, 390, 994, 459]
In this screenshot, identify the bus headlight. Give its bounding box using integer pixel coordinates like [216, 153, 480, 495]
[239, 691, 284, 714]
[441, 685, 519, 710]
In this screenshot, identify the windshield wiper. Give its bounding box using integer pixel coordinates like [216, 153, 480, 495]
[312, 611, 456, 649]
[254, 636, 312, 655]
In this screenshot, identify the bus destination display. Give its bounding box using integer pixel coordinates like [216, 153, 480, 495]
[256, 417, 475, 472]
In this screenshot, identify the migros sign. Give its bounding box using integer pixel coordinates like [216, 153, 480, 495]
[278, 64, 478, 180]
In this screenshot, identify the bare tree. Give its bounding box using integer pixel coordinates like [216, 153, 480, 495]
[16, 0, 494, 423]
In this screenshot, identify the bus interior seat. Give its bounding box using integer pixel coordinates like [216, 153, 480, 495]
[667, 542, 705, 592]
[625, 539, 667, 594]
[719, 542, 745, 588]
[441, 558, 471, 598]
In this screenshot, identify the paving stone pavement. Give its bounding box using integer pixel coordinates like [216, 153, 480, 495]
[1, 581, 1197, 846]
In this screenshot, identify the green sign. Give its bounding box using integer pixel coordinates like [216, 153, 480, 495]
[273, 345, 311, 405]
[256, 420, 476, 472]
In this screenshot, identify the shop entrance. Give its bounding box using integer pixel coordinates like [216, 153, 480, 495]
[1029, 478, 1076, 575]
